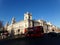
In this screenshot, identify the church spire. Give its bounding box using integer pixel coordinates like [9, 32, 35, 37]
[11, 17, 16, 24]
[5, 22, 9, 30]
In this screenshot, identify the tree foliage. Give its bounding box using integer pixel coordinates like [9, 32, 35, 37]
[0, 21, 3, 29]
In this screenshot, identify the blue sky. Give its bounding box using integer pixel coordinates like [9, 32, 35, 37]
[0, 0, 60, 27]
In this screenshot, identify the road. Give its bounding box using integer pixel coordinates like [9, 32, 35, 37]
[0, 37, 60, 45]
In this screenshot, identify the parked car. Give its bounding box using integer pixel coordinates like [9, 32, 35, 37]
[44, 32, 58, 38]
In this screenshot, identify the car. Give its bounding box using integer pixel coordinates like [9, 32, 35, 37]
[47, 32, 57, 37]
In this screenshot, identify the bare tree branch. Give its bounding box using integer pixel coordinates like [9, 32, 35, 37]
[0, 21, 3, 28]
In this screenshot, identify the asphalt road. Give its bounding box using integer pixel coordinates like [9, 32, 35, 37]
[0, 37, 60, 45]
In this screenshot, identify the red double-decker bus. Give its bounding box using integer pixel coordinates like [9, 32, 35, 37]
[24, 26, 44, 37]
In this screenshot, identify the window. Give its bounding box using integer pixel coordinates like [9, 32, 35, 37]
[52, 30, 54, 32]
[26, 17, 27, 19]
[18, 29, 20, 32]
[29, 16, 30, 19]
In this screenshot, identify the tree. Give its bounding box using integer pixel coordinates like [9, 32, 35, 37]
[0, 20, 3, 36]
[0, 21, 3, 29]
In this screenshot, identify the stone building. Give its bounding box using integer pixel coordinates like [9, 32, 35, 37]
[4, 12, 60, 35]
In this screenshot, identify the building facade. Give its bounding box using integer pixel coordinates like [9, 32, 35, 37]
[4, 12, 60, 35]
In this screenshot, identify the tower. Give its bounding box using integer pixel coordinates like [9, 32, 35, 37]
[11, 17, 16, 24]
[5, 22, 9, 30]
[24, 12, 33, 28]
[24, 12, 32, 20]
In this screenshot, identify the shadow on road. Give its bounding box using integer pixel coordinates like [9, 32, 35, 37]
[0, 32, 60, 45]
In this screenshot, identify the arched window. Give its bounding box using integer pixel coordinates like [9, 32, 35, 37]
[18, 29, 20, 32]
[52, 29, 54, 32]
